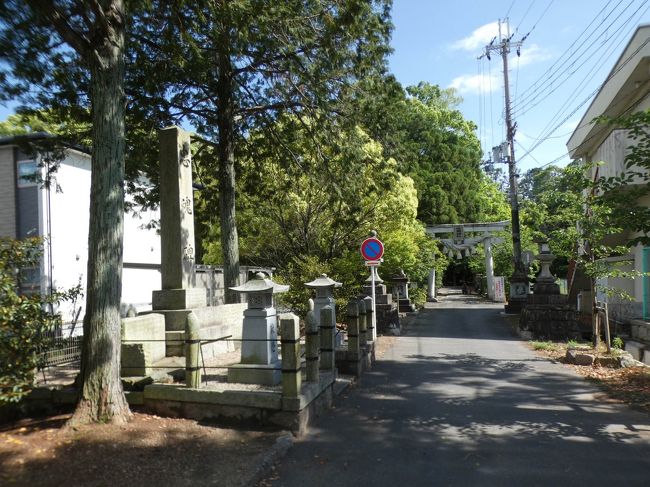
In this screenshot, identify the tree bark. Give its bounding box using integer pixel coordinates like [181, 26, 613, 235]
[216, 28, 241, 304]
[69, 0, 130, 425]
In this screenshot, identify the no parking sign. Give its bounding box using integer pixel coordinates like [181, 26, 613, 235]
[360, 237, 384, 261]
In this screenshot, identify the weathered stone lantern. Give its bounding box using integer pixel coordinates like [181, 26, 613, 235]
[305, 274, 342, 324]
[227, 273, 289, 385]
[392, 269, 415, 312]
[533, 239, 560, 295]
[305, 273, 342, 347]
[392, 269, 410, 301]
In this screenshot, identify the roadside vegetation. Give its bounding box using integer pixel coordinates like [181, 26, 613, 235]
[528, 339, 650, 414]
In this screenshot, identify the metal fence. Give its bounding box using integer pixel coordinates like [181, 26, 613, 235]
[38, 334, 82, 367]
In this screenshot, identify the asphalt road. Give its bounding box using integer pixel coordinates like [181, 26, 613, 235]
[261, 290, 650, 487]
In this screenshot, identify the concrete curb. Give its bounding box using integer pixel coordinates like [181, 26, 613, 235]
[243, 433, 294, 487]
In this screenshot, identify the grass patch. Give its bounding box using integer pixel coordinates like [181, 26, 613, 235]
[530, 341, 556, 351]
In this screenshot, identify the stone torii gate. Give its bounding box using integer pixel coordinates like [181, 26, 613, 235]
[426, 221, 509, 301]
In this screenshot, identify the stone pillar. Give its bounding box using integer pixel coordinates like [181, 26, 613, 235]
[280, 313, 301, 398]
[358, 298, 368, 348]
[428, 269, 436, 301]
[305, 309, 320, 382]
[485, 237, 495, 300]
[346, 301, 360, 357]
[185, 311, 200, 388]
[319, 305, 335, 370]
[364, 296, 375, 342]
[152, 126, 206, 311]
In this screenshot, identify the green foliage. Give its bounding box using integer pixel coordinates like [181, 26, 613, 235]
[612, 336, 624, 350]
[354, 81, 485, 225]
[201, 118, 444, 313]
[0, 238, 77, 403]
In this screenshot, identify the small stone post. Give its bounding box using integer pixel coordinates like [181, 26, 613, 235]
[364, 295, 375, 342]
[358, 298, 368, 348]
[320, 305, 335, 370]
[185, 311, 201, 388]
[280, 313, 301, 398]
[428, 268, 436, 301]
[305, 308, 320, 382]
[346, 301, 360, 357]
[485, 236, 495, 300]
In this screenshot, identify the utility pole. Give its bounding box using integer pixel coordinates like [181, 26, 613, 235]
[480, 19, 529, 312]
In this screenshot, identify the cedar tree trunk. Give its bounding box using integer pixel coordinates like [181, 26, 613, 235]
[69, 0, 131, 425]
[216, 34, 241, 304]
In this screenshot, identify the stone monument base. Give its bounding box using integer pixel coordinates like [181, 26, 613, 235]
[519, 294, 581, 340]
[152, 288, 207, 310]
[228, 361, 281, 386]
[504, 296, 527, 314]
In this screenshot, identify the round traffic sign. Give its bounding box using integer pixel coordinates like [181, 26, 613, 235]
[360, 237, 384, 261]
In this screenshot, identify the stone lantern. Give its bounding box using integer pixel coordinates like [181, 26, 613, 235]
[305, 274, 342, 347]
[227, 273, 289, 385]
[305, 274, 342, 324]
[533, 239, 559, 295]
[392, 269, 409, 301]
[392, 269, 415, 312]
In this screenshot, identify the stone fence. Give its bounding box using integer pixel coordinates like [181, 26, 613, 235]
[120, 295, 377, 434]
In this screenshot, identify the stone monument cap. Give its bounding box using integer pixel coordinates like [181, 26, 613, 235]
[305, 273, 342, 289]
[230, 272, 289, 294]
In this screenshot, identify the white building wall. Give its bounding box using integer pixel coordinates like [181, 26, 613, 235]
[122, 192, 161, 313]
[45, 150, 161, 320]
[46, 151, 91, 321]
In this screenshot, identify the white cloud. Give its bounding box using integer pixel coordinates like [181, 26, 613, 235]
[451, 22, 499, 51]
[448, 73, 500, 96]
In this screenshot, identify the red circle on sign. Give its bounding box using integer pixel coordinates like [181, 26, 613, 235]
[360, 237, 384, 261]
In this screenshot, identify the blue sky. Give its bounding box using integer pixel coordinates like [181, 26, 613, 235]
[389, 0, 650, 172]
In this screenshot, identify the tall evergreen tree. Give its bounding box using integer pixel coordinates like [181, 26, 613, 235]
[126, 0, 392, 302]
[0, 1, 130, 424]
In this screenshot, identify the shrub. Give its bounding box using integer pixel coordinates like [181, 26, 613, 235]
[0, 238, 78, 403]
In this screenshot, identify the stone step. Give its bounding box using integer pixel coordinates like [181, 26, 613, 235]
[624, 339, 648, 362]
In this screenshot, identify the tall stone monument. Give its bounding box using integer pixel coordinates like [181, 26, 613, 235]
[152, 126, 206, 311]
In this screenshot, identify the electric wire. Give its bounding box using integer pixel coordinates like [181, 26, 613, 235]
[513, 0, 638, 117]
[522, 2, 648, 151]
[514, 0, 647, 120]
[512, 0, 620, 107]
[518, 33, 650, 163]
[514, 0, 536, 34]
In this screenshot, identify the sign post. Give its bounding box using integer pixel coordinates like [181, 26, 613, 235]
[361, 232, 384, 340]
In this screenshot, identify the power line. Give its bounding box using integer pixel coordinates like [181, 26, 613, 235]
[518, 34, 650, 162]
[513, 0, 646, 119]
[524, 3, 648, 152]
[514, 0, 536, 33]
[512, 0, 619, 105]
[512, 0, 636, 117]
